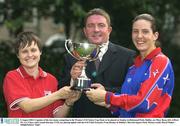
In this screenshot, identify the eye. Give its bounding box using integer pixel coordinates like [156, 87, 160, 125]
[87, 24, 95, 28]
[31, 48, 37, 52]
[98, 23, 106, 28]
[142, 29, 150, 34]
[21, 50, 28, 54]
[132, 29, 138, 34]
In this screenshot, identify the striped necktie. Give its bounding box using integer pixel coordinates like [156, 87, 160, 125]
[95, 58, 100, 71]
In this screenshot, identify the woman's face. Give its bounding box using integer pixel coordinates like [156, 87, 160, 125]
[17, 41, 41, 69]
[132, 19, 158, 57]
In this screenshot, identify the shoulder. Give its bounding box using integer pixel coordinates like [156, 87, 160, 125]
[151, 53, 172, 71]
[5, 69, 21, 79]
[3, 69, 24, 89]
[109, 42, 136, 55]
[152, 53, 169, 64]
[45, 72, 57, 81]
[42, 71, 58, 87]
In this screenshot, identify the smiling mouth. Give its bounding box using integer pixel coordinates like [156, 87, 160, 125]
[137, 43, 144, 45]
[93, 33, 102, 37]
[136, 40, 145, 44]
[25, 59, 35, 62]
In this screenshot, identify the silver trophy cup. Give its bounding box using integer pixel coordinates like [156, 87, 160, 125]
[65, 39, 100, 91]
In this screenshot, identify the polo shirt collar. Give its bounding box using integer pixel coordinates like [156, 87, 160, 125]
[134, 47, 161, 67]
[18, 66, 47, 78]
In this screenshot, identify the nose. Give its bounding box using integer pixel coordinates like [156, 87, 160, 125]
[27, 51, 33, 57]
[94, 25, 100, 31]
[137, 32, 143, 38]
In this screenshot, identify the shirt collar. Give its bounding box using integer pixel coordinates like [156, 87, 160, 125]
[134, 47, 161, 67]
[99, 41, 109, 48]
[17, 66, 47, 78]
[98, 41, 109, 61]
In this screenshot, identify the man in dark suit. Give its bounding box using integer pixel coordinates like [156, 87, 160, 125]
[59, 8, 136, 117]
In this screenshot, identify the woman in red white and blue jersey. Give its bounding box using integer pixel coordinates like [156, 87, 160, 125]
[86, 14, 174, 117]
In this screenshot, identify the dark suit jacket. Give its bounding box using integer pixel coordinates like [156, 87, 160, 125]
[59, 42, 136, 117]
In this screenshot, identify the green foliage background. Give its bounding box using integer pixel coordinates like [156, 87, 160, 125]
[0, 0, 180, 117]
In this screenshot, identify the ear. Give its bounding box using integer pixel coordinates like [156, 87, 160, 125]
[108, 26, 112, 34]
[17, 54, 20, 59]
[83, 27, 87, 37]
[153, 32, 159, 41]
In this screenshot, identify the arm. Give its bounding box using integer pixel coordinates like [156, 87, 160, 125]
[18, 86, 73, 113]
[3, 71, 78, 116]
[86, 83, 107, 105]
[106, 57, 173, 113]
[54, 90, 81, 117]
[86, 56, 174, 114]
[53, 102, 72, 117]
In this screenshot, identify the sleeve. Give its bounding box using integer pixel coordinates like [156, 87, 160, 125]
[105, 56, 174, 114]
[3, 72, 31, 110]
[51, 76, 65, 114]
[53, 100, 65, 115]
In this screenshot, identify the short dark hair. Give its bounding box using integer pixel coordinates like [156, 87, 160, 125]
[15, 31, 42, 55]
[84, 8, 111, 27]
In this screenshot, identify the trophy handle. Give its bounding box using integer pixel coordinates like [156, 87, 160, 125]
[65, 39, 80, 60]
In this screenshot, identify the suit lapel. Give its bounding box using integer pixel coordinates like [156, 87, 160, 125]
[86, 60, 96, 78]
[98, 43, 117, 75]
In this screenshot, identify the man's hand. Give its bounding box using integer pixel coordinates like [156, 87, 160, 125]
[70, 61, 85, 79]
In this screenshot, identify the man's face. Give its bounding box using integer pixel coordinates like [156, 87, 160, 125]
[83, 15, 112, 45]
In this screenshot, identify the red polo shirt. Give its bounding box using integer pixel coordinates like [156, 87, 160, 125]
[3, 66, 64, 117]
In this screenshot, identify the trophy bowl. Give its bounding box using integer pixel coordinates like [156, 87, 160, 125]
[65, 39, 100, 91]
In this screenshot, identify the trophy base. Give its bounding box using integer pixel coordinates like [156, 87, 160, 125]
[71, 77, 91, 91]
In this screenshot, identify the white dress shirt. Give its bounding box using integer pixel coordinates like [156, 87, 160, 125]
[98, 41, 109, 61]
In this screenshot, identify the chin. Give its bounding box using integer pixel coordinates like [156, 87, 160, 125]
[26, 63, 38, 68]
[136, 45, 146, 51]
[93, 41, 103, 45]
[137, 47, 145, 51]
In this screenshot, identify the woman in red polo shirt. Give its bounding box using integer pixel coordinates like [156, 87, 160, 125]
[3, 31, 80, 117]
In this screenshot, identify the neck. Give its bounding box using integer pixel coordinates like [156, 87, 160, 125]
[140, 47, 156, 60]
[140, 52, 147, 60]
[23, 66, 39, 79]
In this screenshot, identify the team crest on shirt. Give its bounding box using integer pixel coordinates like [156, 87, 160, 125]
[44, 91, 52, 96]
